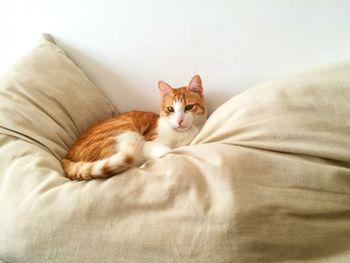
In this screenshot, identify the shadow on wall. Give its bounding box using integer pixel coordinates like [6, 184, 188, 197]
[55, 40, 154, 113]
[55, 39, 240, 115]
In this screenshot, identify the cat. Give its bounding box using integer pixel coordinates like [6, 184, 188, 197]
[62, 75, 207, 180]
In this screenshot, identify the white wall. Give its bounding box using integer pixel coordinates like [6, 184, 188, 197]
[1, 0, 350, 113]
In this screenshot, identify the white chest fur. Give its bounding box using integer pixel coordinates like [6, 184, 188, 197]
[141, 117, 203, 161]
[156, 117, 202, 148]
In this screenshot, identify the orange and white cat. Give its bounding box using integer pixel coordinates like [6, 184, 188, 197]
[62, 75, 207, 180]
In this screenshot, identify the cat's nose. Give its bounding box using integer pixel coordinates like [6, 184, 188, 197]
[178, 119, 184, 126]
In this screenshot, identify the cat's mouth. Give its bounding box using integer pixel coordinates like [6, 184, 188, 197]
[174, 126, 190, 132]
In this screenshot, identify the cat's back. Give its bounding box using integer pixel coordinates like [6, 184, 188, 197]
[103, 110, 159, 133]
[122, 111, 159, 140]
[66, 111, 159, 162]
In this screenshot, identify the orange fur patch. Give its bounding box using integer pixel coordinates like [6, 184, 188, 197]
[160, 87, 206, 117]
[65, 111, 159, 162]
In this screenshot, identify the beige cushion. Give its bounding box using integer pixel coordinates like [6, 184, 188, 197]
[1, 35, 350, 262]
[0, 34, 116, 159]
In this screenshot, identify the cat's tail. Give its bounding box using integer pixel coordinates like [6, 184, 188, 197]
[62, 132, 143, 180]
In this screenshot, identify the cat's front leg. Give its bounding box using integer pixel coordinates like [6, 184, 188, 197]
[141, 141, 171, 160]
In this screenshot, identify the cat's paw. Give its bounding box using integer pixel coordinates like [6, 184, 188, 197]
[142, 141, 171, 160]
[153, 145, 171, 158]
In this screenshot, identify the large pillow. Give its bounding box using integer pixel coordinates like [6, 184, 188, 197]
[1, 34, 350, 263]
[193, 63, 350, 163]
[0, 34, 117, 159]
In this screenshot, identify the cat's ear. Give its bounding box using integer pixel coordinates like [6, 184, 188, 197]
[158, 81, 174, 97]
[187, 75, 203, 97]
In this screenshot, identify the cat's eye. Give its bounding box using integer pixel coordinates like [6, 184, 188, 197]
[167, 106, 174, 113]
[185, 104, 194, 111]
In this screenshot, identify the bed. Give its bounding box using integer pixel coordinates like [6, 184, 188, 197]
[0, 34, 349, 262]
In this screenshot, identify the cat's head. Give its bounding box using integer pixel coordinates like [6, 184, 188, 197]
[158, 75, 207, 132]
